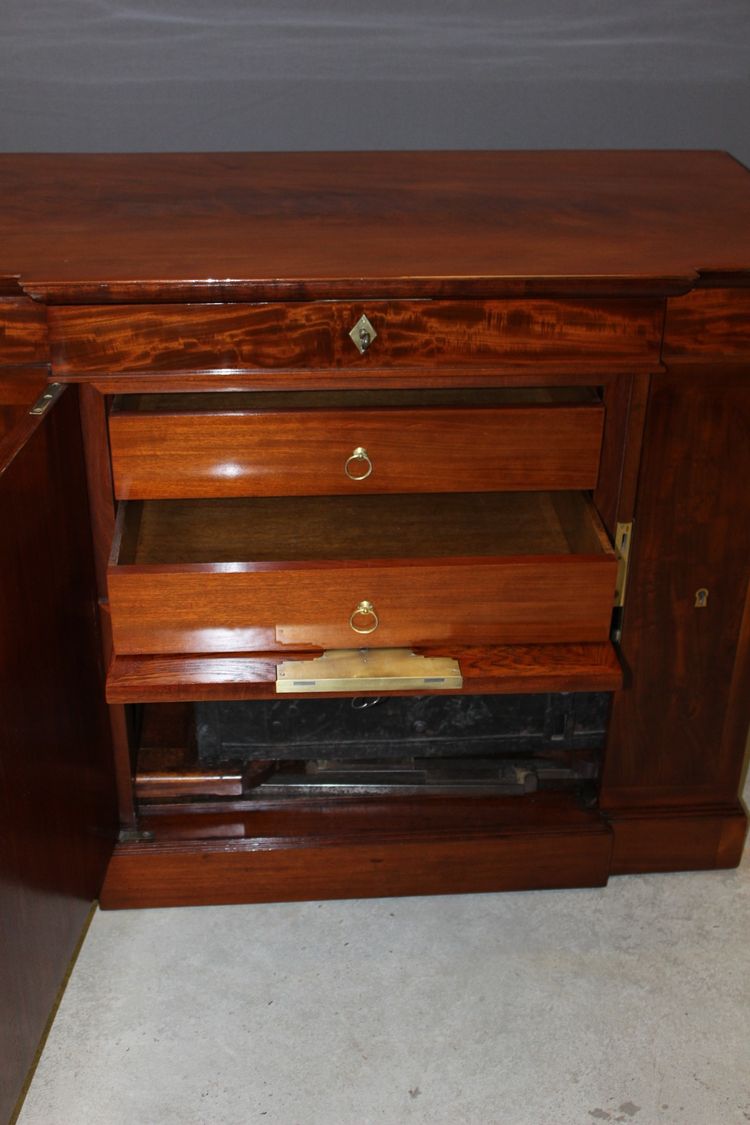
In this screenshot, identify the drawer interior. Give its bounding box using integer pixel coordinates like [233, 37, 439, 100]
[112, 386, 602, 413]
[116, 491, 613, 565]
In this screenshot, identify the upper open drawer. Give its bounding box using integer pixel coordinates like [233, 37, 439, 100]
[108, 388, 605, 499]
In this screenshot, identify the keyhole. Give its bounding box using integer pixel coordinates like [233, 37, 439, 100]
[694, 588, 709, 608]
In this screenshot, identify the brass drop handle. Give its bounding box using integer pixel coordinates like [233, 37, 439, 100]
[349, 600, 379, 634]
[344, 446, 373, 481]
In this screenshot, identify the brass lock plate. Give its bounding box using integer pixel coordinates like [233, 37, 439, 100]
[348, 313, 377, 354]
[276, 648, 463, 693]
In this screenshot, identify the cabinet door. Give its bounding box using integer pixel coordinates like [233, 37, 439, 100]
[0, 381, 117, 1123]
[600, 367, 750, 872]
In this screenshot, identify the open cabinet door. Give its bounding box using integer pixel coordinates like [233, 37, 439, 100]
[0, 371, 117, 1122]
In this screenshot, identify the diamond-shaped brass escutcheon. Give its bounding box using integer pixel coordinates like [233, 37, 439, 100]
[349, 313, 377, 354]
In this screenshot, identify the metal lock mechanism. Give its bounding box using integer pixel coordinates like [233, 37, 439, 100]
[349, 313, 377, 355]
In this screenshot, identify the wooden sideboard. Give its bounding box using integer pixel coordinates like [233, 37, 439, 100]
[1, 149, 749, 1116]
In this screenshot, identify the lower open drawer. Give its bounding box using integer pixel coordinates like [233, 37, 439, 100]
[107, 491, 618, 654]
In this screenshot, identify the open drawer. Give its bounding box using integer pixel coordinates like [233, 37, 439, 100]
[107, 491, 618, 654]
[108, 388, 605, 499]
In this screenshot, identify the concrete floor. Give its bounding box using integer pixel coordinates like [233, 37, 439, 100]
[19, 801, 750, 1125]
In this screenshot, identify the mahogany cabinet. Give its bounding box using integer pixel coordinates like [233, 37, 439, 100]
[1, 149, 749, 1112]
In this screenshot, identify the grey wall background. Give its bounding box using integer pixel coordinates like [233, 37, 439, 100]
[1, 1, 749, 163]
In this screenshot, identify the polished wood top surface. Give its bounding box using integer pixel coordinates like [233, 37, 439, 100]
[1, 150, 749, 302]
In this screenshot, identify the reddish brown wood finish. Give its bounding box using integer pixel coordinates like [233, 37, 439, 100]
[0, 387, 116, 1122]
[0, 366, 48, 454]
[0, 365, 48, 404]
[611, 373, 651, 525]
[593, 373, 651, 536]
[663, 288, 750, 359]
[109, 399, 605, 499]
[49, 298, 663, 379]
[1, 151, 749, 924]
[86, 369, 643, 396]
[608, 804, 747, 874]
[108, 701, 137, 829]
[1, 151, 750, 303]
[601, 368, 750, 807]
[116, 491, 612, 563]
[78, 384, 117, 601]
[107, 492, 617, 654]
[108, 557, 617, 654]
[106, 642, 623, 703]
[0, 298, 48, 363]
[99, 792, 613, 908]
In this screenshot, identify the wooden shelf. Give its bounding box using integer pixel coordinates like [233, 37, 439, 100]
[107, 641, 623, 702]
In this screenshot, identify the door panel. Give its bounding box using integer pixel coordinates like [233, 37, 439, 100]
[601, 368, 750, 806]
[0, 383, 117, 1123]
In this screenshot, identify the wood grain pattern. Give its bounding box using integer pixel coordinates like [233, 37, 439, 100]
[3, 150, 750, 919]
[0, 365, 48, 452]
[117, 492, 611, 563]
[78, 385, 117, 601]
[101, 832, 611, 908]
[592, 373, 651, 536]
[108, 558, 617, 654]
[608, 804, 747, 874]
[109, 400, 605, 499]
[0, 298, 48, 364]
[601, 368, 750, 807]
[0, 388, 116, 1122]
[663, 288, 750, 358]
[49, 298, 663, 379]
[612, 372, 651, 526]
[106, 642, 623, 702]
[99, 792, 613, 908]
[0, 365, 48, 404]
[1, 151, 750, 303]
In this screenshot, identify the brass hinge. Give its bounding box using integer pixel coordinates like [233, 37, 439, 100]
[613, 521, 634, 608]
[29, 382, 64, 416]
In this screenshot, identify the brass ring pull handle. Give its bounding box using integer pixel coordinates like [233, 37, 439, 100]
[349, 600, 379, 634]
[344, 446, 373, 481]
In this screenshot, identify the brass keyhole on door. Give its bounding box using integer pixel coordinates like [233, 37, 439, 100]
[694, 588, 709, 608]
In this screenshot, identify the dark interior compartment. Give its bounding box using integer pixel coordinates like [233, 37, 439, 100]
[133, 693, 610, 804]
[195, 693, 609, 761]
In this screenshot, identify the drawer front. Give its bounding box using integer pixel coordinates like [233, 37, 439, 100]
[49, 298, 663, 378]
[108, 557, 617, 654]
[107, 492, 617, 655]
[109, 402, 605, 499]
